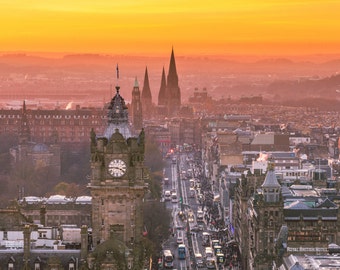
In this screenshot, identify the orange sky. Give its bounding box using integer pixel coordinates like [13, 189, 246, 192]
[1, 0, 340, 57]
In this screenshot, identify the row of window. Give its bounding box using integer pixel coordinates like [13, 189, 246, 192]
[0, 114, 104, 119]
[8, 260, 76, 270]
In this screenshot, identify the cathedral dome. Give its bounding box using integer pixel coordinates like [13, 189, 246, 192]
[109, 129, 126, 142]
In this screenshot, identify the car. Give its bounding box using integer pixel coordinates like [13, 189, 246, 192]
[195, 253, 205, 268]
[176, 230, 184, 245]
[164, 190, 171, 201]
[190, 225, 200, 232]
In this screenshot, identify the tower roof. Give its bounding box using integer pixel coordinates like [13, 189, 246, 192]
[141, 67, 152, 100]
[262, 168, 280, 188]
[103, 86, 132, 139]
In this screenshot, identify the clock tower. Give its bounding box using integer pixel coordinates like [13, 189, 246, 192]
[89, 83, 148, 253]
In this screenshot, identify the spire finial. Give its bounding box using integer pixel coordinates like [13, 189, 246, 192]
[134, 77, 139, 88]
[116, 64, 119, 80]
[115, 64, 120, 93]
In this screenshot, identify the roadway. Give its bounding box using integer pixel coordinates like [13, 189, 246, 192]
[162, 152, 222, 270]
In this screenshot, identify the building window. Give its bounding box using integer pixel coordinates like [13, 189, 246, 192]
[3, 231, 8, 240]
[34, 263, 41, 270]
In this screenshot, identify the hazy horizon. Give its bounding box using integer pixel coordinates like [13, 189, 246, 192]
[2, 50, 340, 63]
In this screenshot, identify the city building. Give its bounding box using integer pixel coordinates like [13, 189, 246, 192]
[244, 167, 284, 270]
[89, 83, 149, 267]
[0, 104, 106, 144]
[19, 195, 92, 227]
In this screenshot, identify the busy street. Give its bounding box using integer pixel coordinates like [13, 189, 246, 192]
[159, 150, 241, 270]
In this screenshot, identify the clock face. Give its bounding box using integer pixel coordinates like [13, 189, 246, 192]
[108, 159, 127, 177]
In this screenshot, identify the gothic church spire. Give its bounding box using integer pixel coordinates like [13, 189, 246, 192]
[141, 67, 153, 119]
[157, 66, 167, 106]
[166, 47, 181, 115]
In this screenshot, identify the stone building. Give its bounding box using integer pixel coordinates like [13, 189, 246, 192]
[281, 197, 338, 256]
[0, 103, 105, 144]
[19, 195, 92, 227]
[233, 167, 284, 269]
[89, 84, 149, 268]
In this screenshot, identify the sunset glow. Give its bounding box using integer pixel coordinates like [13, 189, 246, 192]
[1, 0, 340, 56]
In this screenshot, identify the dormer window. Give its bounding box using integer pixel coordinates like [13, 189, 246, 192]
[8, 262, 14, 270]
[7, 256, 15, 270]
[69, 262, 75, 270]
[34, 262, 41, 270]
[68, 257, 76, 270]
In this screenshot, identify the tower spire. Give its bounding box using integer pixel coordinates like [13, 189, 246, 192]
[115, 64, 120, 93]
[158, 66, 167, 106]
[141, 67, 152, 100]
[166, 48, 181, 115]
[141, 66, 153, 119]
[167, 47, 178, 88]
[131, 77, 143, 132]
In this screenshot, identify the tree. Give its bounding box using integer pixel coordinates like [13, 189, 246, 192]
[144, 135, 164, 173]
[51, 182, 88, 197]
[60, 142, 91, 185]
[143, 200, 171, 262]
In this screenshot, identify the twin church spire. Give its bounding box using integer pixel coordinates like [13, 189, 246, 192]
[132, 48, 181, 121]
[106, 48, 181, 134]
[158, 47, 181, 115]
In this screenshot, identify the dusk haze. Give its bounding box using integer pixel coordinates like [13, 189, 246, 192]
[2, 1, 340, 270]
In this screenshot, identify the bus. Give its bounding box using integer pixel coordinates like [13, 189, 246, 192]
[214, 245, 222, 255]
[216, 253, 225, 266]
[162, 249, 174, 269]
[178, 244, 186, 260]
[206, 257, 216, 269]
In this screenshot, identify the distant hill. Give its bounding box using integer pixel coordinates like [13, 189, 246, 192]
[266, 73, 340, 102]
